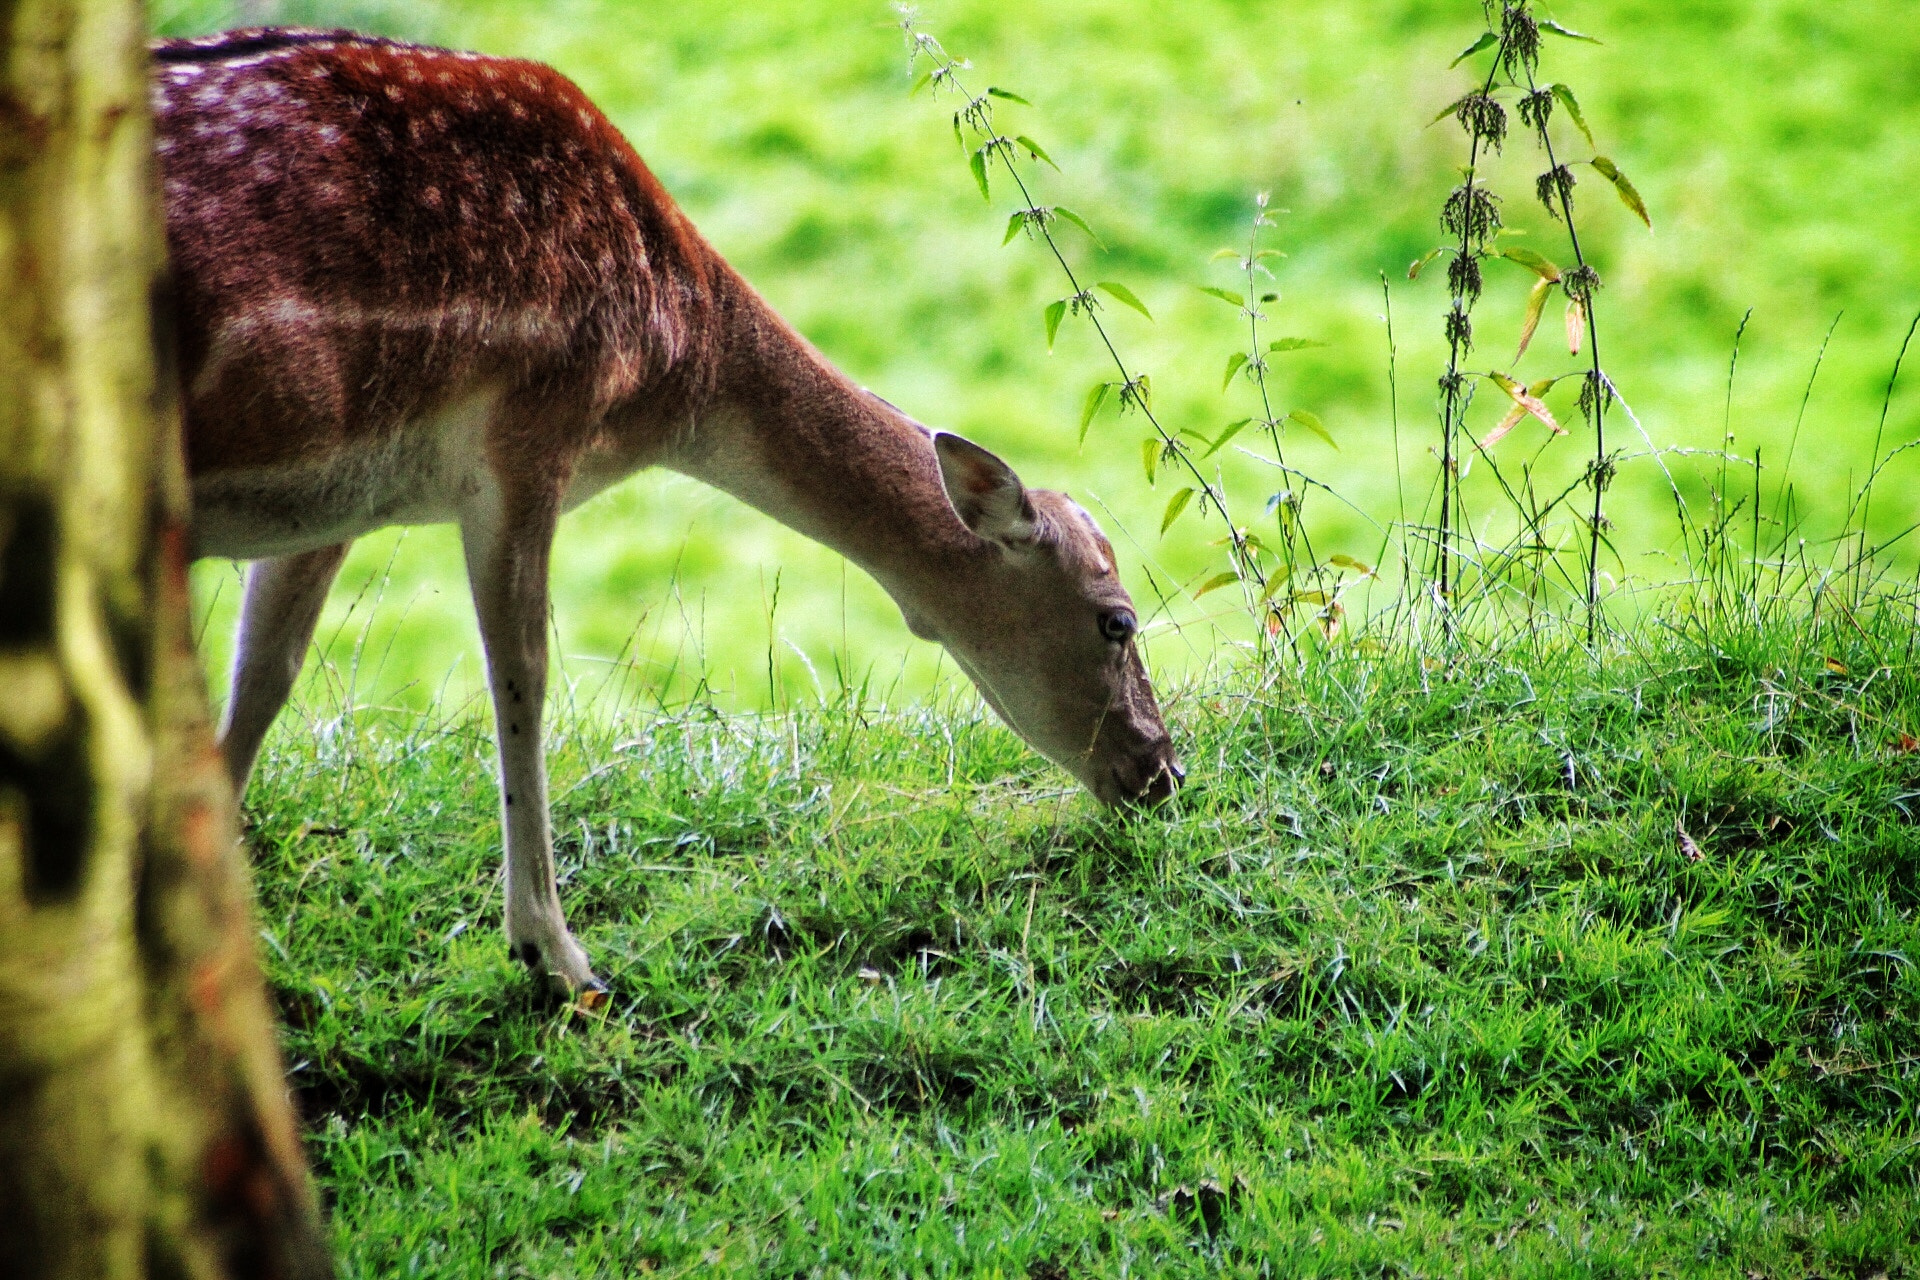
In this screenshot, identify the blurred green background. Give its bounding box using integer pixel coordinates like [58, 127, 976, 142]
[159, 0, 1920, 712]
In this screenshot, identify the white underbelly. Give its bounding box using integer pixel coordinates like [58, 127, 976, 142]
[190, 393, 495, 561]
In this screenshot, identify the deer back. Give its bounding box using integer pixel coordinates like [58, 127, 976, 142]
[152, 29, 723, 481]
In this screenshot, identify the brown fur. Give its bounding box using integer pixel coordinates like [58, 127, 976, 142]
[154, 28, 719, 479]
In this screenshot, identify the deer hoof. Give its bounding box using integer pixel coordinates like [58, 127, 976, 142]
[512, 937, 603, 1005]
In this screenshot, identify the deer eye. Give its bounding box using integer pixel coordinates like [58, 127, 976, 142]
[1099, 609, 1136, 643]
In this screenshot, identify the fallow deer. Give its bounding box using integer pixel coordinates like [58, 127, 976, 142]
[151, 28, 1182, 1001]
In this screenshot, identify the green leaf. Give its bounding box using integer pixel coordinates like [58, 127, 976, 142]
[1288, 408, 1337, 450]
[1329, 554, 1376, 576]
[1540, 20, 1601, 43]
[1211, 247, 1241, 262]
[1256, 249, 1287, 260]
[1014, 135, 1059, 170]
[1002, 211, 1026, 245]
[1196, 285, 1245, 308]
[1052, 207, 1103, 247]
[1259, 566, 1291, 602]
[1590, 156, 1652, 229]
[1270, 337, 1328, 353]
[1205, 418, 1252, 458]
[1043, 299, 1067, 350]
[1515, 275, 1555, 363]
[968, 149, 989, 200]
[1078, 382, 1110, 442]
[1450, 31, 1498, 67]
[1500, 246, 1562, 280]
[986, 86, 1031, 105]
[1161, 487, 1195, 535]
[1194, 571, 1241, 599]
[1549, 84, 1595, 147]
[1431, 93, 1473, 126]
[910, 70, 933, 96]
[1408, 247, 1444, 280]
[1222, 351, 1249, 392]
[1097, 281, 1153, 320]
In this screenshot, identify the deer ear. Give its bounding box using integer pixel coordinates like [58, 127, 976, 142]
[934, 432, 1037, 547]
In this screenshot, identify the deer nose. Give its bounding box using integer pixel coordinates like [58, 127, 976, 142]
[1115, 741, 1184, 808]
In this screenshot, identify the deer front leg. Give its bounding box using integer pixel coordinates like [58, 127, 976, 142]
[459, 486, 603, 1004]
[220, 543, 350, 794]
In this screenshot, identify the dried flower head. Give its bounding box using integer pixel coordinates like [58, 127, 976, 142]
[1563, 264, 1602, 302]
[1446, 252, 1484, 306]
[1517, 87, 1554, 132]
[1578, 369, 1613, 423]
[1453, 93, 1508, 152]
[1445, 302, 1474, 352]
[1441, 182, 1502, 247]
[1535, 164, 1577, 219]
[1500, 4, 1541, 78]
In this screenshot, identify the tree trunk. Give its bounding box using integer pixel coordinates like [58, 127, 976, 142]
[0, 1, 332, 1276]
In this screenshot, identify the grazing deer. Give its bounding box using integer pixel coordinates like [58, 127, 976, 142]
[152, 28, 1182, 1001]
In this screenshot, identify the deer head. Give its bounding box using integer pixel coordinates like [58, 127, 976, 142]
[920, 433, 1183, 806]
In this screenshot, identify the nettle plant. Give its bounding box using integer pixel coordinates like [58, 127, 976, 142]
[1412, 0, 1651, 633]
[899, 2, 1650, 649]
[897, 8, 1365, 649]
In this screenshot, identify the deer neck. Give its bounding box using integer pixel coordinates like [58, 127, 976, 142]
[665, 266, 984, 633]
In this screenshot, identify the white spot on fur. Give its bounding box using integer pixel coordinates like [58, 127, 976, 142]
[385, 85, 404, 101]
[316, 124, 342, 144]
[507, 101, 526, 119]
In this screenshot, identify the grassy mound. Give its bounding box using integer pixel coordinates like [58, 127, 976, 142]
[248, 606, 1920, 1277]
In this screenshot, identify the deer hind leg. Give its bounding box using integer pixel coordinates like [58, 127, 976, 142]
[220, 543, 350, 794]
[459, 479, 603, 1003]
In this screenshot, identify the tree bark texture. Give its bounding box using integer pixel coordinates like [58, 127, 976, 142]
[0, 1, 332, 1276]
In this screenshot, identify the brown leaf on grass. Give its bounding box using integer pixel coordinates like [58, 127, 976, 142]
[1676, 816, 1705, 863]
[1895, 733, 1920, 755]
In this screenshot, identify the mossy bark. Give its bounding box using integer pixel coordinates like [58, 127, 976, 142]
[0, 1, 331, 1276]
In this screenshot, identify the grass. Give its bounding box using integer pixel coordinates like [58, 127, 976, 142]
[163, 0, 1920, 710]
[248, 598, 1920, 1277]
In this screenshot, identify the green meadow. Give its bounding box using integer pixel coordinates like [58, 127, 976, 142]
[162, 0, 1920, 708]
[147, 1, 1920, 1274]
